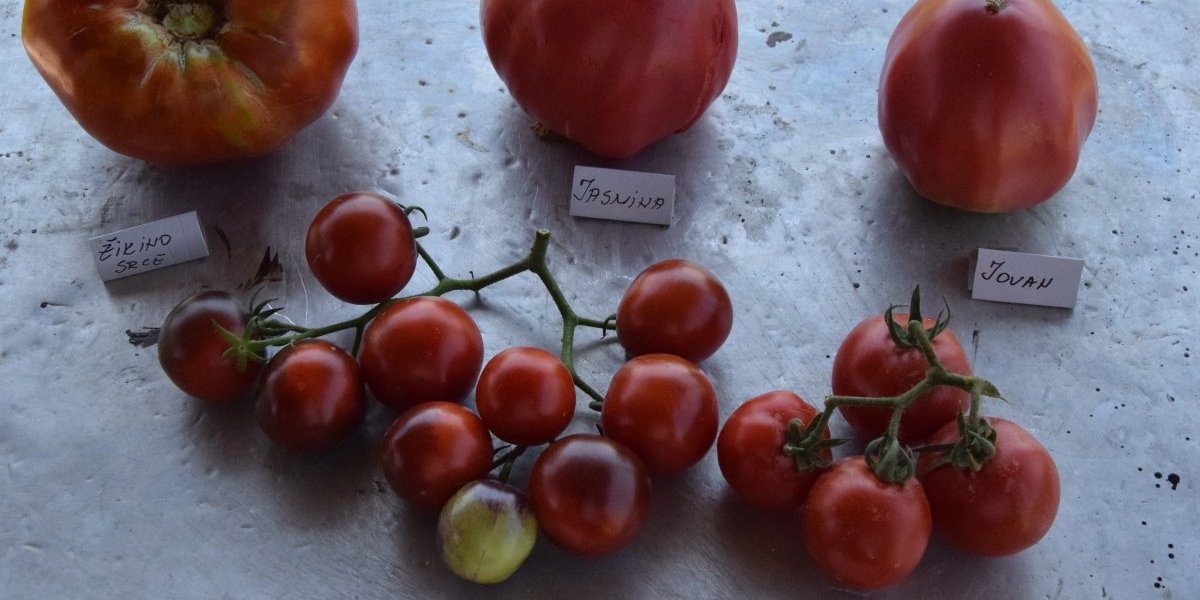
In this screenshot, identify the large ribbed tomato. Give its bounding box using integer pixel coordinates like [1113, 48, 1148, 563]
[878, 0, 1098, 212]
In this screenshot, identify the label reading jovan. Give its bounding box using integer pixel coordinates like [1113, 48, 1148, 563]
[90, 211, 210, 282]
[970, 248, 1084, 308]
[569, 166, 675, 226]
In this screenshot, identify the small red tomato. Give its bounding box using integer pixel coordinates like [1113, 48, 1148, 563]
[475, 347, 575, 447]
[306, 192, 418, 305]
[617, 259, 733, 363]
[917, 417, 1060, 556]
[802, 456, 932, 590]
[529, 434, 652, 557]
[601, 354, 718, 476]
[717, 390, 829, 511]
[158, 291, 260, 404]
[255, 339, 365, 453]
[359, 297, 484, 412]
[832, 313, 971, 444]
[379, 402, 494, 512]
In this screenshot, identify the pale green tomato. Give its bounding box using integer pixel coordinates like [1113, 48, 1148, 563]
[437, 479, 537, 584]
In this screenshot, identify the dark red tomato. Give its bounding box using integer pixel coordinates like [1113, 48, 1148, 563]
[475, 347, 575, 447]
[379, 402, 494, 512]
[616, 259, 734, 363]
[717, 390, 829, 511]
[802, 456, 932, 590]
[158, 290, 260, 404]
[917, 417, 1060, 556]
[878, 0, 1098, 212]
[600, 354, 718, 476]
[832, 313, 971, 444]
[480, 0, 738, 158]
[306, 192, 417, 305]
[529, 434, 651, 557]
[358, 297, 484, 412]
[255, 339, 365, 453]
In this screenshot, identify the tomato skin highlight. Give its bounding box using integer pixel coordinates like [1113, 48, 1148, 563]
[616, 259, 734, 363]
[306, 192, 417, 305]
[379, 402, 494, 512]
[878, 0, 1098, 212]
[255, 340, 365, 453]
[917, 417, 1060, 556]
[158, 290, 260, 404]
[475, 347, 575, 447]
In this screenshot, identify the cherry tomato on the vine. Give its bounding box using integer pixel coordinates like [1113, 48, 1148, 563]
[438, 479, 537, 584]
[601, 354, 718, 476]
[832, 312, 971, 444]
[802, 456, 932, 590]
[717, 390, 829, 511]
[380, 402, 494, 512]
[917, 417, 1060, 556]
[306, 192, 418, 305]
[475, 347, 575, 447]
[158, 290, 260, 404]
[616, 259, 733, 363]
[254, 339, 365, 453]
[359, 297, 484, 412]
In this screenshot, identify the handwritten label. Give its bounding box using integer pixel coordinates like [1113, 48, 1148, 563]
[569, 166, 675, 226]
[90, 211, 209, 282]
[969, 248, 1084, 308]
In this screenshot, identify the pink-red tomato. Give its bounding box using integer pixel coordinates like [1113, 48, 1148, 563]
[475, 347, 575, 447]
[480, 0, 738, 158]
[158, 291, 260, 404]
[22, 0, 358, 165]
[802, 456, 932, 590]
[717, 390, 829, 511]
[359, 297, 484, 413]
[306, 192, 418, 305]
[832, 313, 971, 445]
[379, 402, 494, 512]
[617, 259, 734, 363]
[529, 434, 652, 557]
[878, 0, 1098, 212]
[917, 417, 1060, 556]
[601, 354, 718, 476]
[255, 339, 365, 453]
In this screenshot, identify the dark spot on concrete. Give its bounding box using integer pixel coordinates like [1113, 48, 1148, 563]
[765, 31, 793, 47]
[1167, 473, 1180, 490]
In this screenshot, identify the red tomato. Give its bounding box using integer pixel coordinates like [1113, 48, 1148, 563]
[878, 0, 1098, 212]
[359, 297, 484, 412]
[480, 0, 738, 158]
[600, 354, 718, 476]
[475, 347, 575, 447]
[617, 259, 734, 363]
[379, 402, 494, 512]
[529, 434, 651, 557]
[832, 313, 971, 445]
[917, 417, 1060, 556]
[306, 192, 418, 305]
[22, 0, 357, 165]
[255, 339, 365, 453]
[717, 391, 829, 511]
[802, 456, 932, 590]
[158, 291, 260, 404]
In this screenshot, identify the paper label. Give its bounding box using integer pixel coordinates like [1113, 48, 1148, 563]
[90, 211, 210, 281]
[569, 166, 675, 226]
[969, 248, 1084, 308]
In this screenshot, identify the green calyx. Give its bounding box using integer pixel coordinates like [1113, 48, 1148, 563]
[884, 285, 951, 350]
[920, 413, 999, 473]
[145, 1, 225, 41]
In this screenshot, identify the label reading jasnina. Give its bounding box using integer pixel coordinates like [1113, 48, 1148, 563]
[569, 166, 675, 226]
[90, 211, 210, 282]
[969, 248, 1084, 308]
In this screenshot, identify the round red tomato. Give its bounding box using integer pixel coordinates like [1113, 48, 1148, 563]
[158, 290, 260, 404]
[878, 0, 1098, 212]
[359, 297, 484, 412]
[717, 390, 829, 511]
[802, 456, 932, 590]
[306, 192, 418, 305]
[22, 1, 358, 165]
[917, 417, 1060, 556]
[480, 0, 738, 158]
[529, 434, 651, 557]
[255, 339, 365, 453]
[832, 313, 971, 445]
[616, 259, 734, 363]
[379, 402, 494, 512]
[475, 347, 575, 447]
[600, 354, 718, 476]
